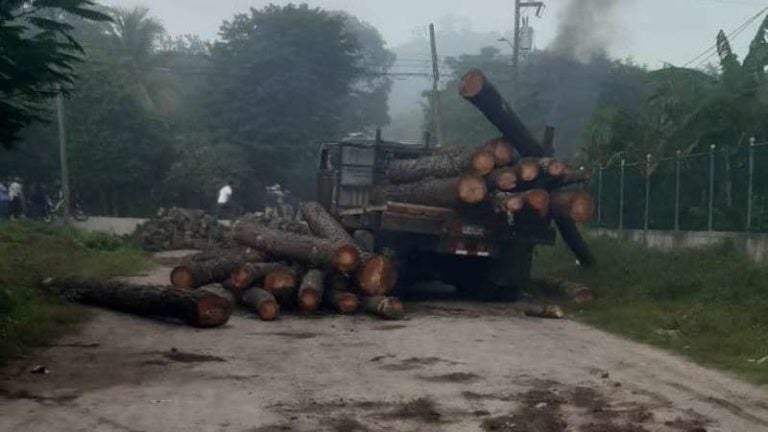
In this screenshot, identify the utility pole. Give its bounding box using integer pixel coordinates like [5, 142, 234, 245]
[512, 1, 545, 100]
[429, 23, 444, 148]
[55, 84, 71, 224]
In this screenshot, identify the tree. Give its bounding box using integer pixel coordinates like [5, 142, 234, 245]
[0, 0, 109, 148]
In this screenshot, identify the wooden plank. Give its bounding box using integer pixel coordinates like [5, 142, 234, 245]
[385, 202, 454, 219]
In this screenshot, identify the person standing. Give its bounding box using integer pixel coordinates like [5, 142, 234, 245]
[216, 179, 234, 221]
[8, 178, 24, 219]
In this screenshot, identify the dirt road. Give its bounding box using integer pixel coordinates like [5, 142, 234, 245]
[1, 263, 767, 432]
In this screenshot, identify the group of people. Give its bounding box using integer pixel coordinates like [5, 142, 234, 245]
[0, 178, 25, 220]
[215, 181, 297, 221]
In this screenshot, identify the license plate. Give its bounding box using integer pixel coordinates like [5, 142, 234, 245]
[461, 225, 484, 236]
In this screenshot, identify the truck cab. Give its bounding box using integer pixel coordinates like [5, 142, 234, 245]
[316, 133, 556, 299]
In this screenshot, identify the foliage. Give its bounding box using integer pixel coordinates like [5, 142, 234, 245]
[0, 222, 150, 363]
[533, 236, 768, 384]
[0, 0, 110, 148]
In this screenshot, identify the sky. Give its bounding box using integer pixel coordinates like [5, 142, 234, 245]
[101, 0, 768, 69]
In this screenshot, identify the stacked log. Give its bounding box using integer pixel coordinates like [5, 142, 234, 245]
[134, 207, 217, 252]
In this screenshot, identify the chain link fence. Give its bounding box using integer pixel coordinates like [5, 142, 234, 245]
[590, 139, 768, 233]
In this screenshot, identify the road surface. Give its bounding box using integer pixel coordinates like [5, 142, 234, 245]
[1, 261, 767, 432]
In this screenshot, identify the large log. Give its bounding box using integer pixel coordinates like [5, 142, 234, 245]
[234, 223, 360, 273]
[524, 304, 565, 319]
[533, 277, 594, 304]
[515, 159, 542, 183]
[171, 255, 257, 289]
[298, 269, 325, 313]
[487, 167, 518, 191]
[242, 288, 280, 321]
[198, 283, 237, 305]
[494, 192, 525, 214]
[43, 279, 232, 328]
[330, 290, 359, 314]
[385, 147, 495, 184]
[362, 296, 406, 320]
[538, 158, 567, 178]
[484, 137, 518, 167]
[299, 201, 354, 245]
[371, 175, 487, 207]
[554, 216, 596, 268]
[264, 267, 299, 305]
[460, 69, 546, 157]
[229, 262, 285, 294]
[550, 191, 595, 224]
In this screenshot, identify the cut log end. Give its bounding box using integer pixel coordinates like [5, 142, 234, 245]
[264, 270, 296, 295]
[495, 170, 518, 191]
[458, 175, 488, 205]
[506, 196, 525, 213]
[334, 244, 362, 273]
[487, 138, 517, 167]
[526, 189, 551, 216]
[334, 292, 359, 314]
[258, 300, 280, 321]
[298, 289, 321, 313]
[524, 304, 565, 320]
[471, 150, 497, 176]
[547, 160, 567, 177]
[569, 192, 595, 224]
[192, 294, 233, 328]
[231, 265, 254, 290]
[459, 69, 485, 98]
[358, 256, 397, 297]
[518, 160, 541, 182]
[170, 266, 194, 289]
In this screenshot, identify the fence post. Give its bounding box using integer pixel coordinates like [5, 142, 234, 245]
[597, 164, 603, 226]
[619, 158, 626, 231]
[747, 137, 755, 232]
[675, 150, 681, 231]
[708, 144, 716, 232]
[644, 154, 651, 231]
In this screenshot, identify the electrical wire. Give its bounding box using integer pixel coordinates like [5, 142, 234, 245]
[682, 5, 768, 68]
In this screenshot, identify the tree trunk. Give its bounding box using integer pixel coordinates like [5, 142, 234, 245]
[484, 137, 518, 167]
[298, 269, 325, 314]
[242, 288, 280, 321]
[385, 148, 495, 184]
[171, 256, 252, 289]
[358, 255, 397, 297]
[459, 69, 546, 157]
[299, 201, 354, 244]
[234, 223, 361, 273]
[487, 167, 518, 191]
[372, 175, 487, 207]
[362, 296, 406, 320]
[554, 216, 596, 268]
[550, 191, 594, 224]
[516, 159, 542, 183]
[44, 278, 232, 328]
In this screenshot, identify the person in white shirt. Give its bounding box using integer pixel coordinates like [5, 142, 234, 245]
[8, 178, 24, 219]
[216, 180, 234, 221]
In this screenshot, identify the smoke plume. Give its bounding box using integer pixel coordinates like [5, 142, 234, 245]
[551, 0, 622, 60]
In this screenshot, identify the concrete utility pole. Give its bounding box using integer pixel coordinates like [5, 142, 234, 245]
[55, 84, 71, 224]
[429, 23, 444, 148]
[512, 1, 545, 99]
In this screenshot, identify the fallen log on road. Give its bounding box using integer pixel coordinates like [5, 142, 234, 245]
[362, 296, 406, 320]
[242, 288, 280, 321]
[298, 269, 325, 313]
[524, 304, 565, 319]
[43, 278, 232, 328]
[234, 223, 360, 273]
[171, 255, 257, 289]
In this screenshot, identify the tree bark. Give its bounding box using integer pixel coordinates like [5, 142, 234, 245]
[171, 254, 258, 289]
[298, 269, 325, 314]
[554, 216, 596, 268]
[385, 148, 495, 184]
[234, 223, 360, 273]
[44, 278, 232, 328]
[550, 191, 595, 224]
[372, 175, 487, 207]
[299, 201, 355, 244]
[197, 283, 237, 306]
[538, 158, 567, 178]
[362, 296, 406, 320]
[460, 69, 546, 157]
[494, 192, 525, 214]
[515, 159, 542, 183]
[229, 262, 285, 295]
[242, 288, 280, 321]
[523, 189, 550, 216]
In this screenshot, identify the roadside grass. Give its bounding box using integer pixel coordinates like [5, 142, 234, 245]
[532, 236, 768, 384]
[0, 221, 151, 364]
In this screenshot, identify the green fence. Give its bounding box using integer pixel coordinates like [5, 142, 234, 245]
[590, 139, 768, 233]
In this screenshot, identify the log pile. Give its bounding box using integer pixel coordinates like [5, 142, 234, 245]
[134, 208, 217, 252]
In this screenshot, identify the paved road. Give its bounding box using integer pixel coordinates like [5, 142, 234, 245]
[1, 264, 767, 432]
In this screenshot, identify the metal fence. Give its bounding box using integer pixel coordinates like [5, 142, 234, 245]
[588, 138, 768, 233]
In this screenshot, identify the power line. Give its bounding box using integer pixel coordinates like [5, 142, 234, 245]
[682, 5, 768, 68]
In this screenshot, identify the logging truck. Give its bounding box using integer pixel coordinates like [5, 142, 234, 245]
[316, 134, 557, 300]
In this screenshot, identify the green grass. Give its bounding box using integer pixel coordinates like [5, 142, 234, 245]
[532, 236, 768, 384]
[0, 221, 151, 363]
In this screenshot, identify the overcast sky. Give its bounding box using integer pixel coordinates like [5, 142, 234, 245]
[102, 0, 768, 69]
